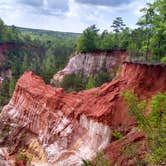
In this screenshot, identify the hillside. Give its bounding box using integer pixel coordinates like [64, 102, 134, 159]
[16, 26, 81, 37]
[15, 26, 80, 42]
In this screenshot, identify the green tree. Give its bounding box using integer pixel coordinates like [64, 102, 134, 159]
[98, 32, 114, 50]
[0, 18, 5, 41]
[160, 56, 166, 64]
[127, 28, 147, 61]
[86, 76, 95, 90]
[111, 17, 126, 33]
[95, 72, 111, 87]
[61, 73, 84, 92]
[9, 78, 16, 96]
[76, 25, 99, 52]
[138, 0, 166, 61]
[42, 49, 56, 83]
[137, 3, 155, 60]
[82, 152, 110, 166]
[0, 78, 10, 106]
[122, 91, 166, 164]
[111, 17, 126, 48]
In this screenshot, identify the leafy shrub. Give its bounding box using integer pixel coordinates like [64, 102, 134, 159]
[160, 56, 166, 64]
[82, 152, 110, 166]
[86, 76, 95, 90]
[17, 151, 26, 161]
[95, 71, 111, 87]
[61, 73, 85, 92]
[120, 144, 137, 157]
[112, 130, 123, 140]
[122, 91, 166, 165]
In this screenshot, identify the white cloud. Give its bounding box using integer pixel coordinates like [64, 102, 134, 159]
[0, 0, 154, 32]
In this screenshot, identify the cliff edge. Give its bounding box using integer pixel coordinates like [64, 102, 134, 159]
[51, 50, 128, 83]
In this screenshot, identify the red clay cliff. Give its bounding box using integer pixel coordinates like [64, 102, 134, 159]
[0, 62, 166, 165]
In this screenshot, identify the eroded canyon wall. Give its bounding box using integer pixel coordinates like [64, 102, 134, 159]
[0, 62, 166, 165]
[51, 50, 128, 83]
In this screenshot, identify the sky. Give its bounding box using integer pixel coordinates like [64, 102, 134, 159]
[0, 0, 154, 33]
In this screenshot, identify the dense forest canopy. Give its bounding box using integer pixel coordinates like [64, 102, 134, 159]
[0, 18, 80, 106]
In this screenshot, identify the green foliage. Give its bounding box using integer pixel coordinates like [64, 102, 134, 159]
[122, 91, 148, 130]
[0, 77, 10, 107]
[76, 0, 166, 60]
[86, 76, 95, 90]
[17, 151, 26, 161]
[9, 78, 16, 96]
[112, 130, 123, 140]
[61, 70, 112, 92]
[0, 19, 20, 42]
[120, 144, 138, 158]
[160, 56, 166, 64]
[61, 73, 85, 92]
[82, 152, 110, 166]
[95, 71, 111, 87]
[76, 25, 99, 53]
[122, 91, 166, 165]
[98, 32, 114, 50]
[82, 159, 94, 166]
[111, 17, 126, 33]
[137, 0, 166, 60]
[76, 18, 129, 52]
[0, 18, 78, 107]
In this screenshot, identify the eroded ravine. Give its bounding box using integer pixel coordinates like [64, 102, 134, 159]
[0, 62, 166, 165]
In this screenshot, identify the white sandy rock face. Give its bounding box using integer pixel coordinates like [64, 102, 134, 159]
[51, 51, 128, 83]
[1, 106, 111, 166]
[43, 114, 111, 166]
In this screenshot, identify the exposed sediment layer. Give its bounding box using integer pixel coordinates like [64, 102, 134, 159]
[1, 62, 166, 165]
[52, 50, 128, 83]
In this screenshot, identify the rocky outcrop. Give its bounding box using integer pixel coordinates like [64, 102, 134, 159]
[0, 62, 166, 165]
[51, 50, 128, 83]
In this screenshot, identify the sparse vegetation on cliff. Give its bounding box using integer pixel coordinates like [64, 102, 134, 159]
[82, 152, 110, 166]
[61, 71, 112, 92]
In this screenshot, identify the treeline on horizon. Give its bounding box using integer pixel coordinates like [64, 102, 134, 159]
[76, 0, 166, 63]
[0, 0, 166, 106]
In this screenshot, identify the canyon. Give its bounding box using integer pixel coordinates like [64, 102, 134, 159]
[0, 62, 166, 165]
[51, 50, 128, 84]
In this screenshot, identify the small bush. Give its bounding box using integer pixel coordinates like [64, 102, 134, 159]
[160, 56, 166, 64]
[82, 152, 110, 166]
[112, 130, 123, 140]
[120, 144, 137, 157]
[17, 151, 26, 161]
[122, 90, 166, 165]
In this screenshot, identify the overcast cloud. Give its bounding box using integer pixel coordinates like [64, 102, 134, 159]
[75, 0, 132, 7]
[0, 0, 154, 33]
